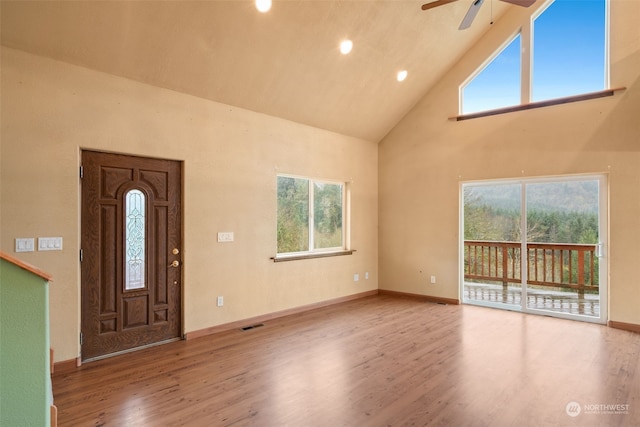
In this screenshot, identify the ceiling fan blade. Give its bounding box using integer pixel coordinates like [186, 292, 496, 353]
[421, 0, 459, 11]
[500, 0, 536, 7]
[459, 0, 484, 30]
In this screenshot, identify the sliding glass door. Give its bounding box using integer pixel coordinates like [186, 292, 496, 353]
[463, 182, 523, 311]
[461, 175, 607, 324]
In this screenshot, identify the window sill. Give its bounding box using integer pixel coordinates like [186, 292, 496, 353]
[453, 87, 626, 121]
[271, 250, 355, 263]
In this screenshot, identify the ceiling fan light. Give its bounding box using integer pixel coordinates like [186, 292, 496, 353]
[340, 40, 353, 55]
[256, 0, 271, 13]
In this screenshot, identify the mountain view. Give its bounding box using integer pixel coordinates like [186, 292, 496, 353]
[464, 180, 600, 244]
[466, 180, 599, 213]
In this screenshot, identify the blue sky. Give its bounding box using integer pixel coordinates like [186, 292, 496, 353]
[462, 0, 606, 114]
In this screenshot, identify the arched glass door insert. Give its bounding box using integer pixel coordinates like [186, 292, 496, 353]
[125, 189, 146, 291]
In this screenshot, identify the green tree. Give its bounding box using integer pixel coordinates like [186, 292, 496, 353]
[277, 177, 309, 253]
[314, 183, 342, 248]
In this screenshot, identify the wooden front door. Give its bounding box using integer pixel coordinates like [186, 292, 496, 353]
[81, 151, 182, 361]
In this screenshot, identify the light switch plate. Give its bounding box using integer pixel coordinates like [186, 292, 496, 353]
[217, 232, 234, 242]
[38, 237, 63, 251]
[15, 238, 35, 252]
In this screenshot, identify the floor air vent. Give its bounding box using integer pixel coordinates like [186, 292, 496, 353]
[241, 323, 265, 331]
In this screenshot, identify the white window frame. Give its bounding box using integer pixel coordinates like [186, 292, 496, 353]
[460, 30, 522, 114]
[460, 0, 610, 115]
[275, 174, 351, 261]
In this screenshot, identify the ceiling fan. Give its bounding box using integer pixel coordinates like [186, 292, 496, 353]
[422, 0, 536, 30]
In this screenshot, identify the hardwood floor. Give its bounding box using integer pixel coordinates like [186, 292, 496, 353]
[53, 294, 640, 426]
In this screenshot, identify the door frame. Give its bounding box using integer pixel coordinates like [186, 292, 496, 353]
[80, 149, 185, 361]
[459, 173, 608, 324]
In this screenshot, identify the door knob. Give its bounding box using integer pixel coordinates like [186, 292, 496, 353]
[169, 260, 180, 268]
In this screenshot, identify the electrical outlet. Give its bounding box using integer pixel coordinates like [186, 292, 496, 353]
[365, 272, 369, 280]
[354, 273, 359, 282]
[217, 296, 224, 307]
[430, 275, 437, 284]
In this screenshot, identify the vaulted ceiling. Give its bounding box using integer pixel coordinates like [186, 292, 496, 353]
[1, 0, 514, 142]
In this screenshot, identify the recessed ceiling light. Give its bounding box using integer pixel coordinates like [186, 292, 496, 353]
[397, 70, 408, 82]
[256, 0, 271, 13]
[340, 40, 353, 55]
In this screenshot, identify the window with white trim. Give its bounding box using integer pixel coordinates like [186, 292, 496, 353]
[276, 175, 347, 257]
[531, 0, 607, 101]
[461, 0, 607, 115]
[462, 33, 522, 114]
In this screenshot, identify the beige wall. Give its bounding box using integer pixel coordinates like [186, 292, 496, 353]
[0, 47, 378, 362]
[379, 0, 640, 325]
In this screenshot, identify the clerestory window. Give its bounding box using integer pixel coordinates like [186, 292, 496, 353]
[461, 0, 607, 115]
[462, 33, 522, 115]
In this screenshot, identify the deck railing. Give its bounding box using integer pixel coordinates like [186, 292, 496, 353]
[464, 240, 598, 297]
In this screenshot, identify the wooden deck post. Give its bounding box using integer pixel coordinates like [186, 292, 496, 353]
[501, 245, 509, 290]
[577, 250, 585, 299]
